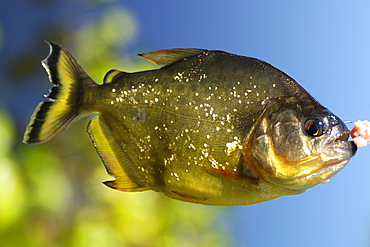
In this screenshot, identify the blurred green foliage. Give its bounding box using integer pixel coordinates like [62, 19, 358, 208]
[1, 4, 232, 247]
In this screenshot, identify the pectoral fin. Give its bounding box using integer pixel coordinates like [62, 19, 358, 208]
[139, 48, 207, 67]
[88, 115, 148, 192]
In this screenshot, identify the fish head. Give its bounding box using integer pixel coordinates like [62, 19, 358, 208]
[242, 98, 357, 192]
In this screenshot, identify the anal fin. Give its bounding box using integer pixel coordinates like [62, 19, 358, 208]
[88, 115, 148, 192]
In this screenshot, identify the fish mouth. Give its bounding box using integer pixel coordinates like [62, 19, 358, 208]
[332, 129, 357, 158]
[312, 131, 357, 183]
[303, 130, 357, 185]
[334, 130, 350, 142]
[323, 129, 357, 161]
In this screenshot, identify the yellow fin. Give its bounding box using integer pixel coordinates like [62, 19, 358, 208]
[103, 69, 127, 84]
[139, 48, 207, 67]
[23, 41, 95, 144]
[88, 115, 148, 192]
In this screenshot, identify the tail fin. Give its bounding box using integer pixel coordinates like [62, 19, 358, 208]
[23, 41, 95, 144]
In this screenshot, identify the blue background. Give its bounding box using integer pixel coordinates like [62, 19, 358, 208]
[2, 1, 370, 246]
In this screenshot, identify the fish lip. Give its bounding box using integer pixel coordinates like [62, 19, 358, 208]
[347, 141, 358, 156]
[326, 140, 357, 157]
[320, 140, 357, 171]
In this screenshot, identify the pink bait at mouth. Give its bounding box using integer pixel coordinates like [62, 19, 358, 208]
[351, 120, 370, 148]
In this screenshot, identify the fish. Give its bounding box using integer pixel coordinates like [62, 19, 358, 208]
[23, 42, 357, 206]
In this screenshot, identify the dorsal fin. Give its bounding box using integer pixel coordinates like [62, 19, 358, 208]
[103, 69, 127, 84]
[139, 48, 207, 68]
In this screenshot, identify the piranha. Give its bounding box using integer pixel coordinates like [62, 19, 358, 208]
[23, 42, 357, 206]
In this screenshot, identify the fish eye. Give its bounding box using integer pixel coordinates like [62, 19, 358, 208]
[304, 118, 324, 137]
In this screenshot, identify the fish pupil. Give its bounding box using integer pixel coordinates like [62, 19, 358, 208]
[308, 124, 318, 134]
